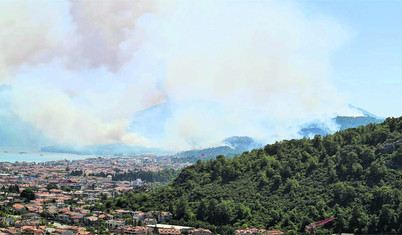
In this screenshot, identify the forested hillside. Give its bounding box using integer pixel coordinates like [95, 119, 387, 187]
[107, 117, 402, 234]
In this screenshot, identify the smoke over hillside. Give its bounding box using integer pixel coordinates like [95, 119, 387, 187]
[0, 0, 358, 151]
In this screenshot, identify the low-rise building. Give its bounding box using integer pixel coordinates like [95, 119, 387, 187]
[143, 218, 157, 225]
[191, 228, 213, 235]
[157, 212, 172, 223]
[158, 228, 181, 234]
[115, 225, 153, 235]
[234, 228, 284, 235]
[12, 204, 26, 212]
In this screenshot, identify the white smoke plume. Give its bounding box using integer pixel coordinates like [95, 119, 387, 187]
[0, 0, 354, 150]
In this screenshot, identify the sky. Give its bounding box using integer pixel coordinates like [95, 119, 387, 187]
[301, 0, 402, 118]
[0, 0, 401, 150]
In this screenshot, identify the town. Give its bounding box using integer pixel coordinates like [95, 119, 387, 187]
[0, 156, 283, 235]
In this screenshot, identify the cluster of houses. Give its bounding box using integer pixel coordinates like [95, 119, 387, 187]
[0, 225, 91, 235]
[0, 158, 284, 234]
[1, 196, 218, 235]
[234, 229, 284, 235]
[3, 200, 175, 229]
[114, 225, 213, 235]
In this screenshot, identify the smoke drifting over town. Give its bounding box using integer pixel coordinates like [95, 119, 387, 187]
[0, 0, 357, 150]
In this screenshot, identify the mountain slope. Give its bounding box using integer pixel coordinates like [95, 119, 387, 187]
[173, 136, 262, 163]
[112, 117, 402, 234]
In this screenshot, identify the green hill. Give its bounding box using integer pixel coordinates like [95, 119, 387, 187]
[107, 117, 402, 234]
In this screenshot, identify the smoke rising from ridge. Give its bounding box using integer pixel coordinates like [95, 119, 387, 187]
[0, 0, 356, 150]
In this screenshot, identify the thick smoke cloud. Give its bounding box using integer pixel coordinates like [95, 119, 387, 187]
[0, 0, 61, 82]
[66, 0, 156, 70]
[0, 0, 356, 150]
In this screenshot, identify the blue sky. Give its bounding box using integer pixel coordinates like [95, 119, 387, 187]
[301, 0, 402, 117]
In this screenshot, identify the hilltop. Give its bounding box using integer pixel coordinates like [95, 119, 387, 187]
[107, 117, 402, 234]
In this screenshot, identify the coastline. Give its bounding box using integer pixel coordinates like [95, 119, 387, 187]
[0, 148, 95, 163]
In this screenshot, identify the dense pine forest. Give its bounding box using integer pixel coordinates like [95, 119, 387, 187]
[106, 117, 402, 234]
[111, 168, 180, 183]
[89, 168, 180, 183]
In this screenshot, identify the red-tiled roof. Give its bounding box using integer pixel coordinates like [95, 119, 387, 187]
[159, 228, 181, 234]
[13, 204, 25, 210]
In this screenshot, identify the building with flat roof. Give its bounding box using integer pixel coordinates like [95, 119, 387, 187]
[147, 224, 195, 233]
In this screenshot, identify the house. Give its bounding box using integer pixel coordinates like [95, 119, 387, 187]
[61, 226, 81, 234]
[88, 197, 99, 203]
[115, 226, 153, 235]
[26, 206, 38, 213]
[145, 211, 154, 219]
[50, 189, 63, 194]
[1, 227, 18, 234]
[70, 214, 84, 224]
[56, 214, 70, 223]
[115, 209, 125, 218]
[61, 231, 74, 235]
[235, 228, 266, 235]
[158, 212, 172, 222]
[84, 216, 98, 225]
[56, 201, 66, 208]
[75, 231, 91, 235]
[8, 193, 20, 200]
[235, 228, 283, 235]
[0, 200, 10, 206]
[21, 213, 41, 221]
[58, 207, 70, 213]
[13, 204, 26, 212]
[105, 219, 125, 228]
[54, 228, 68, 234]
[267, 230, 284, 235]
[80, 209, 90, 215]
[20, 219, 40, 226]
[130, 179, 144, 186]
[191, 228, 213, 235]
[158, 228, 181, 234]
[21, 226, 42, 235]
[143, 218, 157, 225]
[133, 211, 145, 220]
[98, 214, 109, 220]
[147, 225, 194, 234]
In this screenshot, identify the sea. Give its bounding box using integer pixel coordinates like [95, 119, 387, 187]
[0, 148, 95, 163]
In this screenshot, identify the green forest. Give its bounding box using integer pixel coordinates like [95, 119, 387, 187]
[110, 168, 180, 183]
[89, 168, 180, 183]
[105, 117, 402, 234]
